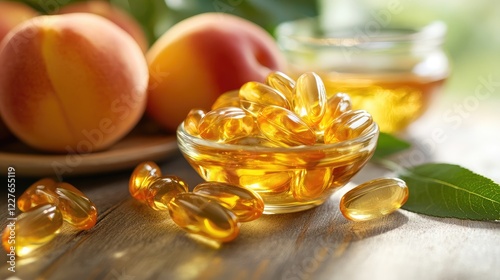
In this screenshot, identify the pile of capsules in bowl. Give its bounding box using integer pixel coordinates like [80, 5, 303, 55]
[177, 71, 402, 214]
[184, 71, 374, 146]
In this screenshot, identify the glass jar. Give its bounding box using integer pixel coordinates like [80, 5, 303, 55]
[276, 18, 450, 132]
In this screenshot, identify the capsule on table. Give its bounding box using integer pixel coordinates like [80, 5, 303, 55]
[340, 178, 409, 222]
[323, 110, 374, 143]
[198, 107, 255, 142]
[146, 176, 189, 211]
[18, 178, 59, 212]
[211, 90, 240, 110]
[168, 193, 240, 242]
[316, 92, 352, 132]
[193, 182, 264, 222]
[2, 204, 63, 257]
[257, 105, 316, 147]
[55, 185, 98, 230]
[265, 71, 295, 102]
[17, 179, 97, 230]
[18, 178, 85, 212]
[293, 72, 327, 127]
[183, 109, 206, 136]
[129, 161, 162, 202]
[239, 81, 291, 115]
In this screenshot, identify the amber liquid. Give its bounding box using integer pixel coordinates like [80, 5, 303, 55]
[178, 125, 379, 214]
[321, 72, 446, 132]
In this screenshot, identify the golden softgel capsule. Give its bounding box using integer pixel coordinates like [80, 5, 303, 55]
[340, 178, 409, 221]
[145, 176, 189, 211]
[55, 186, 97, 230]
[18, 179, 97, 230]
[129, 161, 162, 201]
[183, 109, 206, 136]
[239, 81, 291, 117]
[168, 193, 240, 242]
[316, 92, 352, 133]
[198, 107, 255, 142]
[193, 182, 264, 222]
[293, 72, 327, 127]
[2, 204, 63, 257]
[257, 105, 316, 147]
[323, 110, 374, 143]
[211, 90, 240, 110]
[265, 71, 295, 102]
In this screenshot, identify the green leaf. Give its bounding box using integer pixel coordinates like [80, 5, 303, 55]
[399, 163, 500, 220]
[373, 132, 411, 160]
[162, 0, 319, 35]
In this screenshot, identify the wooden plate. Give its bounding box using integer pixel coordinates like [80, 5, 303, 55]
[0, 125, 178, 178]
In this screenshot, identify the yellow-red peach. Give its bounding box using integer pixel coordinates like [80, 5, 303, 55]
[0, 1, 38, 140]
[0, 13, 148, 153]
[0, 1, 38, 43]
[146, 13, 286, 131]
[57, 0, 148, 52]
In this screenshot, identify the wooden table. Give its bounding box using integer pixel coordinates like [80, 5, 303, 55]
[1, 95, 499, 280]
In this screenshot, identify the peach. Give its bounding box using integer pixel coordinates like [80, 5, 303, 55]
[57, 0, 148, 52]
[146, 13, 286, 131]
[0, 1, 38, 43]
[0, 1, 38, 140]
[0, 13, 148, 153]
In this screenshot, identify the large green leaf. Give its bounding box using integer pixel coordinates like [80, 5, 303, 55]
[399, 163, 500, 220]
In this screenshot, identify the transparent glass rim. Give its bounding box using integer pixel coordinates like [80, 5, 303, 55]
[176, 122, 379, 153]
[276, 18, 447, 48]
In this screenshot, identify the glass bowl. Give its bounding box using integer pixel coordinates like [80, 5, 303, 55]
[177, 122, 379, 214]
[275, 18, 450, 132]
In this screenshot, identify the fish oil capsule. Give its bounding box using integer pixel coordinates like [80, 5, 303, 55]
[145, 176, 189, 211]
[129, 161, 162, 202]
[17, 179, 97, 230]
[257, 105, 316, 147]
[168, 193, 240, 242]
[239, 81, 291, 115]
[54, 185, 98, 230]
[225, 136, 280, 147]
[340, 178, 409, 221]
[316, 92, 352, 132]
[198, 107, 255, 142]
[183, 109, 206, 136]
[238, 171, 292, 194]
[18, 178, 59, 211]
[18, 178, 85, 212]
[293, 72, 327, 127]
[265, 71, 295, 102]
[2, 204, 63, 257]
[193, 182, 264, 222]
[323, 110, 374, 144]
[293, 168, 333, 201]
[211, 90, 240, 110]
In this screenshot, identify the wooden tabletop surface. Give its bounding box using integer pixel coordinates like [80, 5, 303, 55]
[0, 94, 499, 280]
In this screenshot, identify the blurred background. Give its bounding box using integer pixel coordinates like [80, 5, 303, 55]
[13, 0, 500, 98]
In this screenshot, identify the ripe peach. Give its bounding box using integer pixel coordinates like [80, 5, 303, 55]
[0, 13, 148, 153]
[57, 0, 148, 52]
[146, 13, 286, 131]
[0, 1, 38, 43]
[0, 1, 38, 140]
